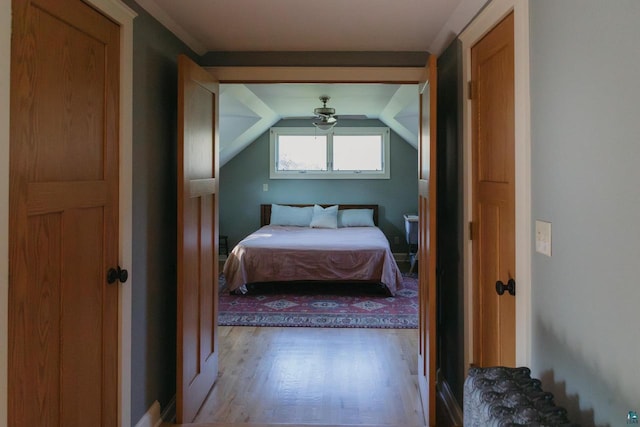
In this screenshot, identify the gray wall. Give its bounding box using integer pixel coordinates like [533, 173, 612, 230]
[219, 119, 418, 253]
[436, 39, 464, 406]
[124, 1, 199, 424]
[529, 1, 640, 425]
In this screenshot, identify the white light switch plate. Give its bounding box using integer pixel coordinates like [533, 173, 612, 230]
[535, 220, 552, 257]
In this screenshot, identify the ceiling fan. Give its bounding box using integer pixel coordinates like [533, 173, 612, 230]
[282, 95, 368, 130]
[312, 96, 338, 130]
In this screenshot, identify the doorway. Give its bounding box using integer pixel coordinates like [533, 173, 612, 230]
[197, 69, 430, 422]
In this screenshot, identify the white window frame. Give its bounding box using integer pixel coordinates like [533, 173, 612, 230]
[269, 127, 391, 179]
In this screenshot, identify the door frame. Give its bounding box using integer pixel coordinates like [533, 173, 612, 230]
[459, 0, 532, 370]
[208, 65, 437, 417]
[0, 1, 136, 427]
[205, 66, 425, 83]
[0, 1, 10, 424]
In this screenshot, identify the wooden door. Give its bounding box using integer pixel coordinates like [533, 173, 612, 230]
[418, 55, 438, 426]
[471, 12, 516, 367]
[8, 0, 120, 425]
[176, 55, 220, 423]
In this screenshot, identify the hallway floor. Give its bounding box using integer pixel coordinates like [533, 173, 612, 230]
[176, 326, 425, 427]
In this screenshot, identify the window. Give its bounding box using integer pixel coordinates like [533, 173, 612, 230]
[270, 127, 390, 179]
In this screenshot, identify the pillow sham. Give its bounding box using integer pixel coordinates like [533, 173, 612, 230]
[337, 208, 375, 227]
[270, 204, 313, 227]
[310, 204, 339, 229]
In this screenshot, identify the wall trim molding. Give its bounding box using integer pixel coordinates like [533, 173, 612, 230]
[437, 372, 464, 426]
[133, 401, 162, 427]
[0, 0, 11, 424]
[133, 396, 176, 427]
[205, 66, 427, 84]
[459, 0, 532, 372]
[134, 0, 207, 55]
[161, 395, 176, 424]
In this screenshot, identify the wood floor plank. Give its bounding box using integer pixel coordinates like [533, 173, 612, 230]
[179, 326, 424, 427]
[179, 424, 425, 427]
[178, 424, 424, 427]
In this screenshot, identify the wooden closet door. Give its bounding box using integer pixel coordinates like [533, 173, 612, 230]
[176, 55, 220, 423]
[418, 55, 438, 426]
[471, 12, 516, 367]
[9, 0, 120, 425]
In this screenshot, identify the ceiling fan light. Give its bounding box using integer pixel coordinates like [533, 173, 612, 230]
[313, 119, 336, 131]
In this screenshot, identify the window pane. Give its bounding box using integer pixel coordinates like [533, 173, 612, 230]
[333, 135, 383, 171]
[277, 135, 327, 171]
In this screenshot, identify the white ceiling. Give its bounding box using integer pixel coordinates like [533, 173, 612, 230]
[135, 0, 488, 55]
[134, 0, 489, 165]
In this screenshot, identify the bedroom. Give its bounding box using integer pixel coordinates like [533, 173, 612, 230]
[218, 83, 420, 273]
[216, 85, 421, 323]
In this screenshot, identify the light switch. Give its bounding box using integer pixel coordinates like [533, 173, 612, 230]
[263, 183, 268, 192]
[535, 220, 552, 257]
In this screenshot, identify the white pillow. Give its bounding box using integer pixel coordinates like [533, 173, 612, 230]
[310, 204, 339, 229]
[337, 208, 375, 227]
[270, 204, 313, 227]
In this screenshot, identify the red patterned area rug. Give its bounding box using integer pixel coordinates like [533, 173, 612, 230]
[218, 274, 418, 329]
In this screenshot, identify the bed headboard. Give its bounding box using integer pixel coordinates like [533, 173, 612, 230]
[260, 204, 379, 227]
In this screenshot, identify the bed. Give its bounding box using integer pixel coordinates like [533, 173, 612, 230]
[222, 204, 404, 295]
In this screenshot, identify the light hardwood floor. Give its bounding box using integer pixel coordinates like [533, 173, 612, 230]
[174, 326, 425, 427]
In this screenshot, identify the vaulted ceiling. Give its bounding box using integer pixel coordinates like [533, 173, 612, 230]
[218, 83, 420, 165]
[135, 0, 489, 164]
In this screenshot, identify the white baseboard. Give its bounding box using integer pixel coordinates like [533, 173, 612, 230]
[134, 400, 162, 427]
[437, 371, 464, 426]
[161, 395, 176, 424]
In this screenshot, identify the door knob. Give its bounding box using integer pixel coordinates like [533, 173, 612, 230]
[495, 278, 516, 296]
[107, 266, 128, 284]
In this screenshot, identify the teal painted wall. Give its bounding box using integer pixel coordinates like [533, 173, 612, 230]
[219, 119, 418, 253]
[436, 38, 464, 406]
[123, 1, 199, 424]
[529, 1, 640, 425]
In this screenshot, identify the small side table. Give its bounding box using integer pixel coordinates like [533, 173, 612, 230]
[219, 235, 229, 257]
[403, 214, 418, 273]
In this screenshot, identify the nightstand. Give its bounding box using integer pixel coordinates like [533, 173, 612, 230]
[219, 235, 229, 257]
[403, 214, 418, 273]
